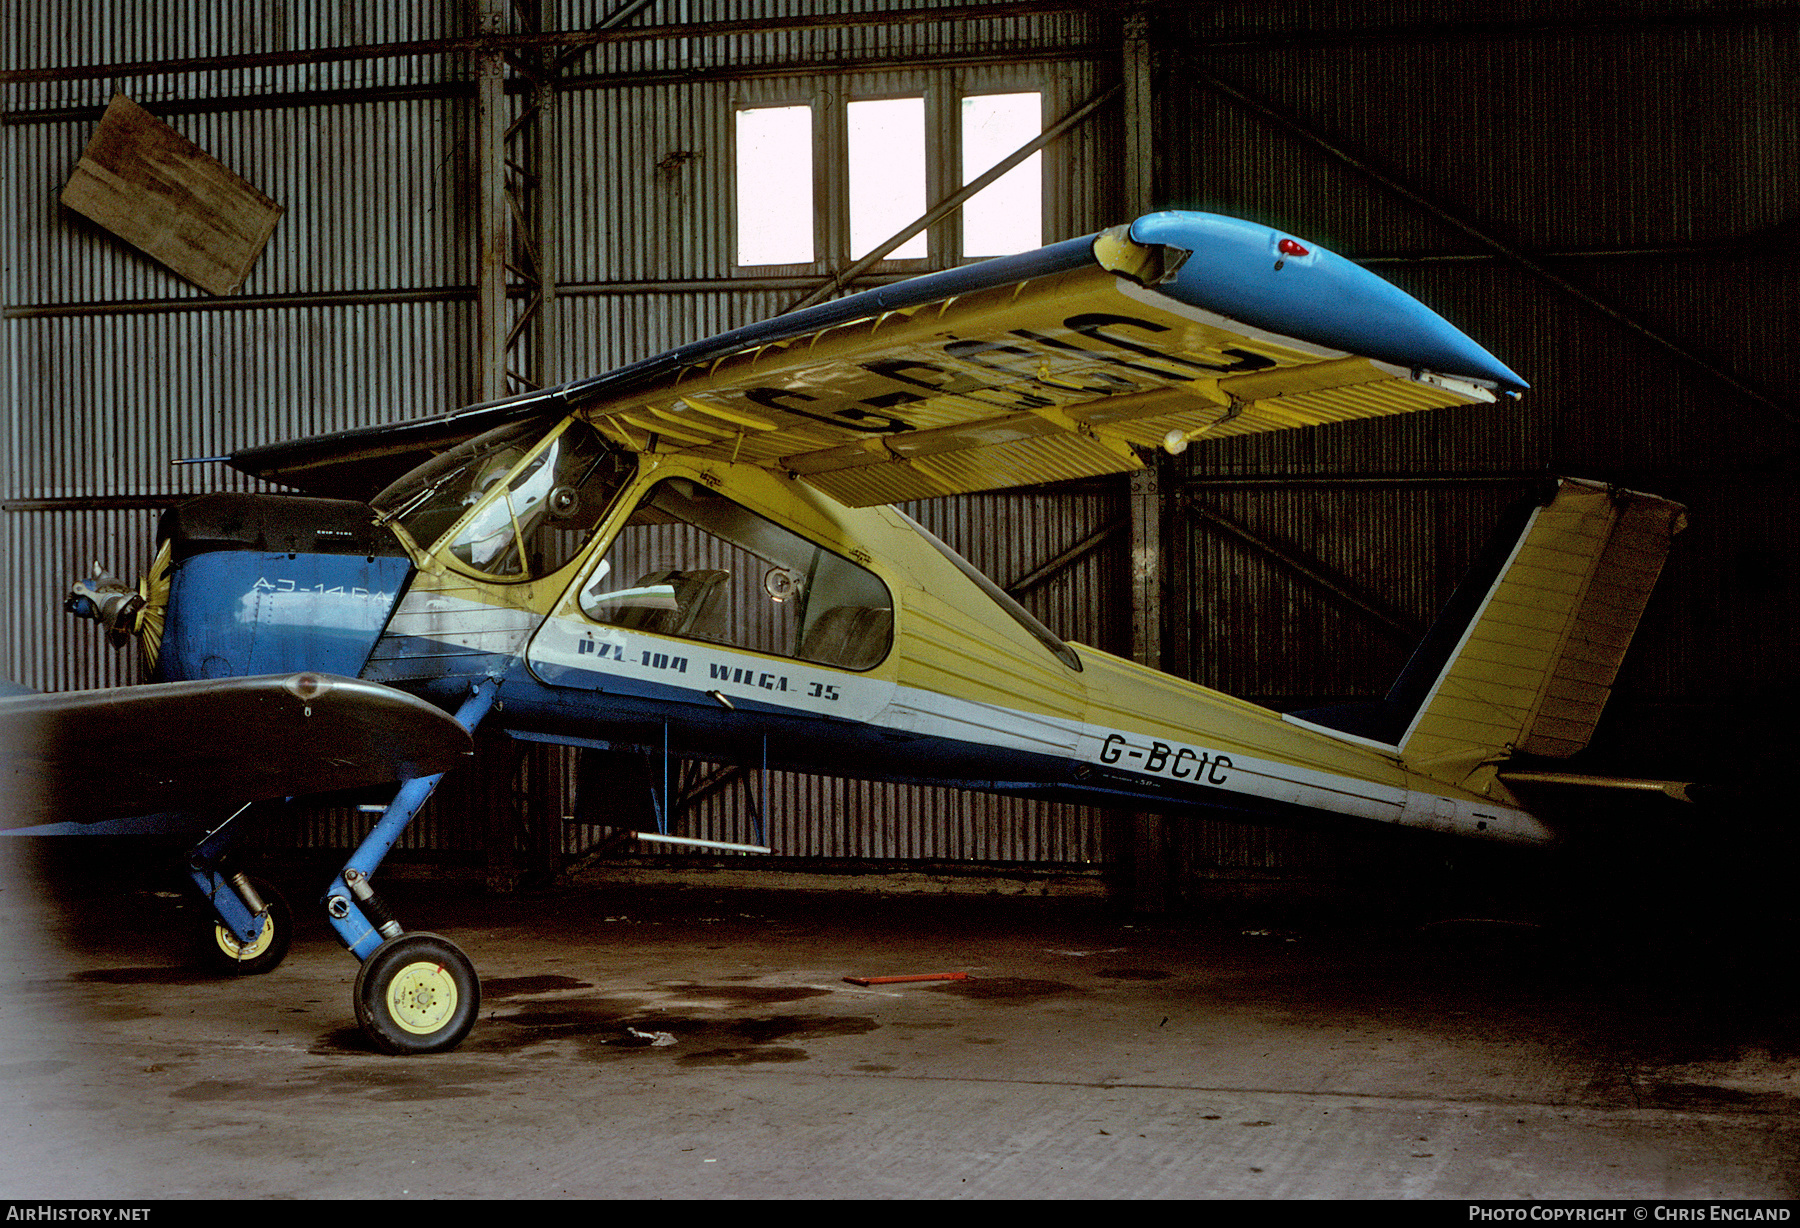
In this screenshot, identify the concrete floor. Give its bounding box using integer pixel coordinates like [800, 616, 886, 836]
[1, 843, 1796, 1200]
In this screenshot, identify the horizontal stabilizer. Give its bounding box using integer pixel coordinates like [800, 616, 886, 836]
[0, 673, 472, 830]
[1498, 770, 1696, 803]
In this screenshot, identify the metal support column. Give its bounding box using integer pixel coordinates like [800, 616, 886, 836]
[1129, 461, 1172, 912]
[503, 0, 559, 391]
[528, 84, 558, 389]
[499, 1, 568, 876]
[1117, 8, 1170, 911]
[473, 0, 509, 404]
[1122, 8, 1154, 219]
[1120, 8, 1173, 911]
[814, 84, 850, 295]
[925, 68, 961, 266]
[1130, 467, 1164, 673]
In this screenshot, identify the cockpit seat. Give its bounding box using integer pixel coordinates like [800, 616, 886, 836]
[604, 569, 730, 639]
[797, 605, 892, 670]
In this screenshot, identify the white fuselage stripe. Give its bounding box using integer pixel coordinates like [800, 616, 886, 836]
[410, 610, 1554, 845]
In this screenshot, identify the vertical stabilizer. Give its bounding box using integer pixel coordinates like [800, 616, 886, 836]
[1398, 478, 1686, 780]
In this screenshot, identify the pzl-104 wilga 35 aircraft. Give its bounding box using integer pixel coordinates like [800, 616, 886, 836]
[10, 210, 1685, 1054]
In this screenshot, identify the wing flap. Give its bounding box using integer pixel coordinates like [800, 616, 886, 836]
[796, 429, 1140, 508]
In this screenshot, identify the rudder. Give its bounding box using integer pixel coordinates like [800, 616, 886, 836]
[1291, 478, 1686, 790]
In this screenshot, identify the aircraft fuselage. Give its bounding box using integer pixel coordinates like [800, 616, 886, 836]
[147, 416, 1553, 846]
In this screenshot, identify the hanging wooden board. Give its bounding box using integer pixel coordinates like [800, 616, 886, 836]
[60, 93, 283, 295]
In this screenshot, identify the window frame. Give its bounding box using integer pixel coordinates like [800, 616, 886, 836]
[732, 82, 1048, 274]
[733, 102, 817, 268]
[376, 417, 635, 586]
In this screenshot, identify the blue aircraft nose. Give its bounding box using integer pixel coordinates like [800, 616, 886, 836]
[1129, 212, 1529, 394]
[150, 494, 414, 683]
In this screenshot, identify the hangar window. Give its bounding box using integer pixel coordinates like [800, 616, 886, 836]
[961, 92, 1043, 258]
[848, 97, 928, 260]
[734, 88, 1043, 269]
[735, 105, 814, 266]
[578, 478, 893, 671]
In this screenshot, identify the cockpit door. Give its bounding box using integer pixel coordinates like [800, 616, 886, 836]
[526, 467, 899, 724]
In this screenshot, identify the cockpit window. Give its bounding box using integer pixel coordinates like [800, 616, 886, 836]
[578, 478, 894, 671]
[373, 418, 633, 579]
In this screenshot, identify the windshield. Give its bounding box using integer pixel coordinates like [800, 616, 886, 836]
[373, 417, 634, 579]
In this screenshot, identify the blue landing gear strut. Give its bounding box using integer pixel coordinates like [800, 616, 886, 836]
[186, 805, 293, 976]
[323, 679, 499, 1055]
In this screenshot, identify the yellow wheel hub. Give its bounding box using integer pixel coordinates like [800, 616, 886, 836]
[386, 961, 460, 1035]
[214, 915, 274, 962]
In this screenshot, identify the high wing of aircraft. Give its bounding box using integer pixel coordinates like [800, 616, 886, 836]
[34, 211, 1687, 1055]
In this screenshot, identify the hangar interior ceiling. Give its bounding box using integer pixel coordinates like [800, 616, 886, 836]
[2, 1, 1795, 903]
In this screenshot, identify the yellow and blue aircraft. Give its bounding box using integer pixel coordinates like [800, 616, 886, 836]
[20, 211, 1686, 1054]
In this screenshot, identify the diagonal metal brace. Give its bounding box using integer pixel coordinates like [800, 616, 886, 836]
[1190, 64, 1796, 425]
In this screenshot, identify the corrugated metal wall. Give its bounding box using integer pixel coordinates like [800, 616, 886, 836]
[5, 2, 1793, 891]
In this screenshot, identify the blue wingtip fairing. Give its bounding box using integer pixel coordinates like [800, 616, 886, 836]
[1129, 212, 1529, 394]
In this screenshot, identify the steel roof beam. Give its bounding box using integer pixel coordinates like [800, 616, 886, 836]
[0, 2, 1104, 85]
[2, 47, 1109, 126]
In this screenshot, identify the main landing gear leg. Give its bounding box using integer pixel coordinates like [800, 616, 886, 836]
[325, 679, 498, 1055]
[187, 805, 292, 976]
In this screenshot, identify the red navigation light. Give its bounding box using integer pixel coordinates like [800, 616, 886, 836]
[1277, 238, 1309, 257]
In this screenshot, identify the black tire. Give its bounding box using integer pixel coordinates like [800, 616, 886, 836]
[199, 876, 292, 976]
[353, 932, 481, 1055]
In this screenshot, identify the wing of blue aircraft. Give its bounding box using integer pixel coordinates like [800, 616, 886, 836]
[227, 212, 1526, 503]
[0, 672, 472, 831]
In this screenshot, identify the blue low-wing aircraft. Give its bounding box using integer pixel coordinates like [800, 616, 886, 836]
[15, 211, 1687, 1054]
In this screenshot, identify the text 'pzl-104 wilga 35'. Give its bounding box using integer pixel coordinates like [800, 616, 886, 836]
[15, 211, 1686, 1054]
